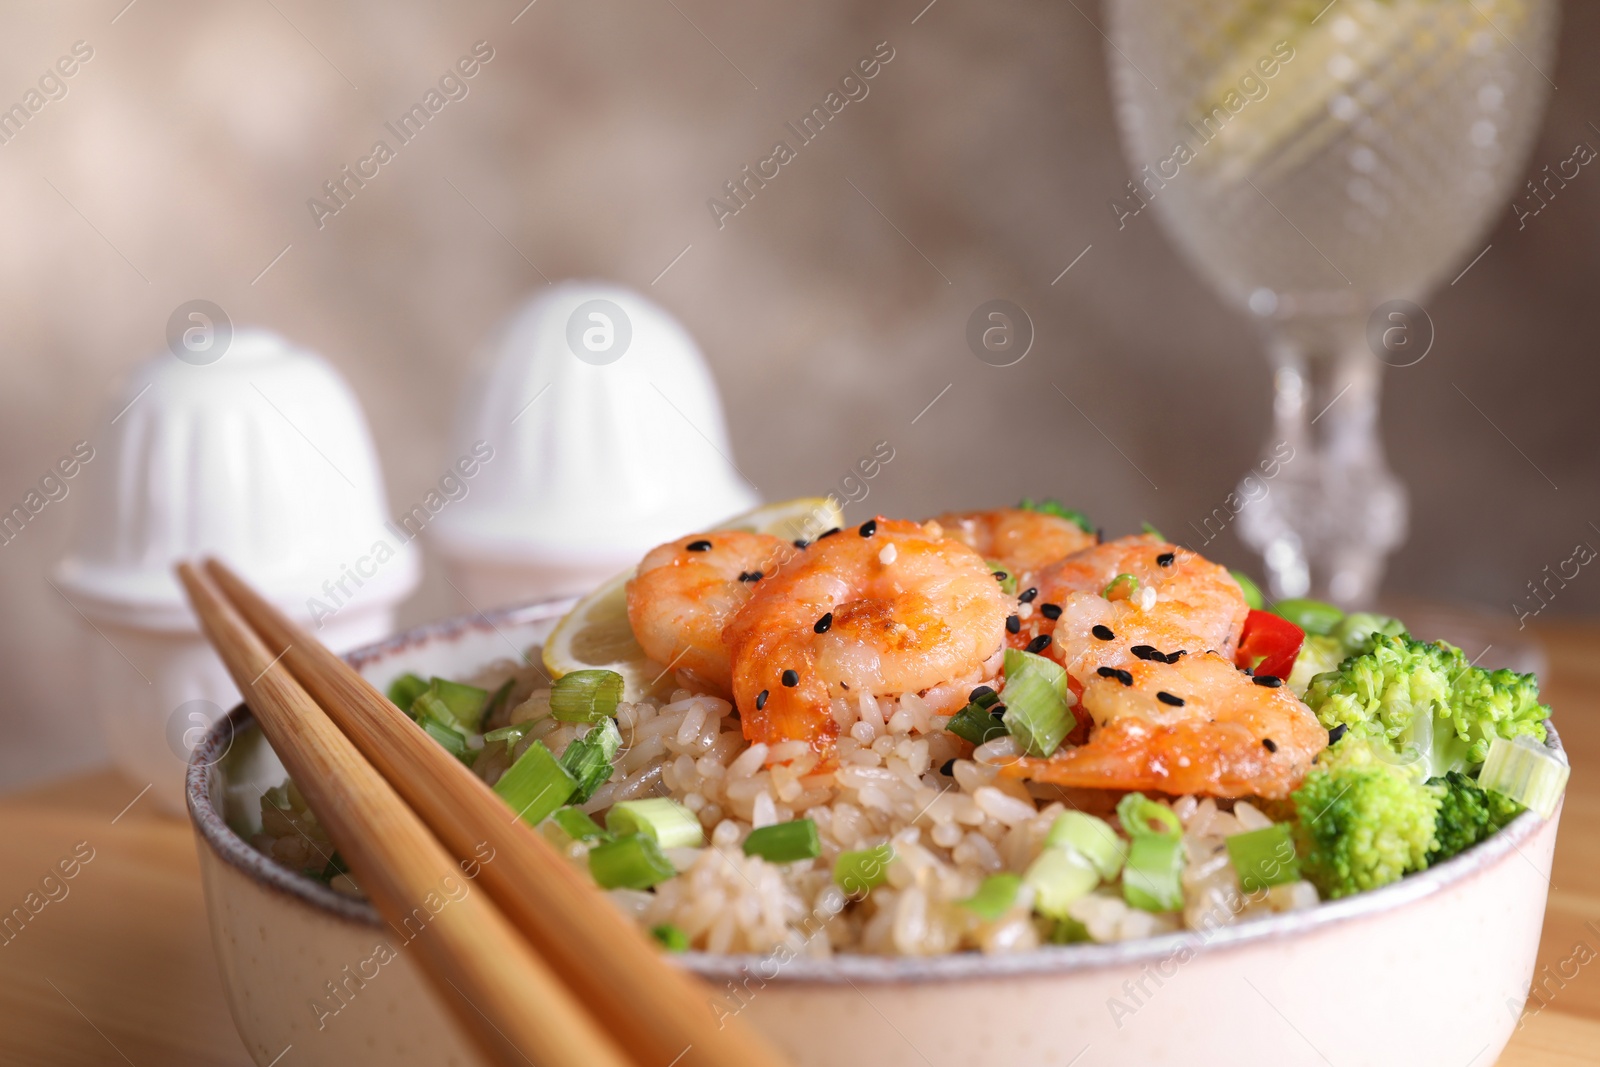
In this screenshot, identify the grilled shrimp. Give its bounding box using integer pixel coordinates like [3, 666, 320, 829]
[1031, 534, 1249, 659]
[934, 507, 1097, 583]
[626, 531, 795, 693]
[1003, 650, 1326, 798]
[723, 518, 1009, 755]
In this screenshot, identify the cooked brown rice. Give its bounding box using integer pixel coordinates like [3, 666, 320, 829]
[250, 652, 1319, 956]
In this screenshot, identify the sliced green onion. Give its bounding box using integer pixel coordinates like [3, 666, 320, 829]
[1230, 570, 1264, 611]
[1048, 916, 1091, 944]
[969, 687, 1001, 711]
[430, 677, 490, 732]
[987, 560, 1018, 597]
[946, 690, 1008, 747]
[743, 819, 821, 863]
[1123, 833, 1185, 912]
[387, 673, 429, 715]
[1480, 735, 1569, 819]
[552, 806, 613, 842]
[1270, 598, 1343, 637]
[606, 798, 704, 848]
[1140, 521, 1166, 540]
[493, 740, 577, 826]
[483, 723, 528, 747]
[834, 843, 894, 896]
[411, 690, 455, 729]
[482, 678, 516, 725]
[1000, 648, 1071, 757]
[588, 833, 676, 890]
[420, 718, 469, 761]
[1018, 498, 1093, 533]
[551, 669, 625, 723]
[959, 872, 1022, 921]
[1045, 811, 1128, 880]
[1117, 792, 1182, 837]
[1024, 847, 1099, 919]
[1103, 573, 1140, 602]
[651, 923, 690, 952]
[1226, 823, 1301, 893]
[561, 719, 622, 803]
[319, 851, 350, 883]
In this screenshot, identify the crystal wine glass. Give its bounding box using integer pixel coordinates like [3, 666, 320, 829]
[1106, 0, 1557, 604]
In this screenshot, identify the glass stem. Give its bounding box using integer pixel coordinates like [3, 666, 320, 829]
[1237, 322, 1408, 607]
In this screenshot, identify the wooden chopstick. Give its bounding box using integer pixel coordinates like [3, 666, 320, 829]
[203, 558, 791, 1067]
[177, 563, 636, 1067]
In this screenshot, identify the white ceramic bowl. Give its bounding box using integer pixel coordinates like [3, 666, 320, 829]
[188, 599, 1561, 1067]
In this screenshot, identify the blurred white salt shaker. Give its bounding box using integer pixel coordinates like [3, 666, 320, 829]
[430, 282, 759, 606]
[54, 328, 419, 814]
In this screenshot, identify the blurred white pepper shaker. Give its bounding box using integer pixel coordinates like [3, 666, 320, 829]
[54, 328, 419, 814]
[429, 281, 759, 607]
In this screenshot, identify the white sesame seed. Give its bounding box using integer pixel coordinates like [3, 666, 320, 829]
[879, 543, 898, 565]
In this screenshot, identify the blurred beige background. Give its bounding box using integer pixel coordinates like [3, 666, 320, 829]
[1, 0, 1596, 789]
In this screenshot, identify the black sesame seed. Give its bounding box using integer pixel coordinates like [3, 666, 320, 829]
[1253, 675, 1283, 688]
[781, 669, 799, 688]
[969, 685, 996, 702]
[1164, 650, 1187, 664]
[993, 570, 1010, 583]
[1025, 634, 1053, 654]
[1092, 666, 1133, 685]
[1262, 738, 1278, 753]
[939, 759, 956, 776]
[814, 612, 833, 634]
[1156, 552, 1176, 567]
[858, 519, 877, 538]
[1040, 603, 1063, 620]
[1006, 614, 1021, 634]
[738, 571, 763, 582]
[755, 689, 769, 710]
[686, 539, 712, 552]
[1130, 644, 1161, 661]
[989, 703, 1008, 719]
[1328, 723, 1348, 745]
[819, 527, 842, 539]
[1238, 665, 1254, 676]
[1156, 691, 1185, 707]
[840, 681, 849, 690]
[1091, 624, 1115, 641]
[1019, 587, 1039, 604]
[793, 539, 811, 549]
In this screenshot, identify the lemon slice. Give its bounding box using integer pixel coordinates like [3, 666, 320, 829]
[541, 496, 846, 698]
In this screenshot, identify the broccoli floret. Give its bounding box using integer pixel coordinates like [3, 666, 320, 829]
[1428, 770, 1524, 865]
[1292, 738, 1440, 899]
[1329, 612, 1406, 655]
[1303, 633, 1548, 779]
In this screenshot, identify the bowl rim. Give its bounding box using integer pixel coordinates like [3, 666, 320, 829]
[187, 596, 1564, 986]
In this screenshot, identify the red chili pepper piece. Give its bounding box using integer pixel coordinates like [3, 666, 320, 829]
[1236, 609, 1305, 682]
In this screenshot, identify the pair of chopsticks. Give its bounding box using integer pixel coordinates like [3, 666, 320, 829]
[179, 560, 789, 1067]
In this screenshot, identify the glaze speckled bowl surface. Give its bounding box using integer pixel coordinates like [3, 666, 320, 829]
[188, 598, 1561, 1067]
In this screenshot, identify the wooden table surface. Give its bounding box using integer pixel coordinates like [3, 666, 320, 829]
[1, 622, 1597, 1067]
